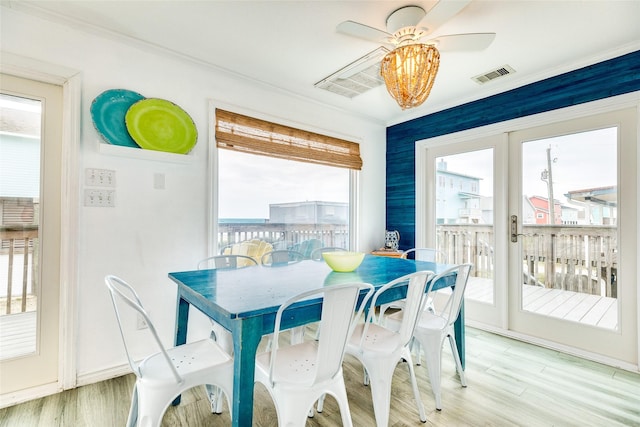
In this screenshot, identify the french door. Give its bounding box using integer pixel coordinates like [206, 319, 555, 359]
[508, 108, 637, 363]
[421, 106, 638, 365]
[0, 74, 63, 394]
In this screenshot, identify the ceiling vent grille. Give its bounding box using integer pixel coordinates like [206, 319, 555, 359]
[315, 47, 390, 98]
[472, 64, 516, 84]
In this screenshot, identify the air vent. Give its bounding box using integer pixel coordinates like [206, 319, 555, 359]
[472, 65, 516, 84]
[315, 47, 390, 98]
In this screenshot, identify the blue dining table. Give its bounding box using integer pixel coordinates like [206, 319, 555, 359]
[168, 254, 462, 427]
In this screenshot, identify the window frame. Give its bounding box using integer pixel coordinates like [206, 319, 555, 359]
[207, 102, 360, 257]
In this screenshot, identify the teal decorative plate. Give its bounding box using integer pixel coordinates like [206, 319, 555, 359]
[90, 89, 145, 148]
[125, 98, 197, 154]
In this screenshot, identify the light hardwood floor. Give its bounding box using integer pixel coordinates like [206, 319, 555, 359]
[1, 328, 638, 426]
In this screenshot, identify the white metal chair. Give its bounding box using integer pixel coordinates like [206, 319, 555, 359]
[196, 255, 257, 413]
[385, 263, 472, 411]
[261, 249, 311, 348]
[378, 247, 446, 319]
[197, 254, 258, 270]
[308, 246, 349, 340]
[254, 282, 374, 426]
[310, 246, 347, 261]
[261, 249, 305, 266]
[104, 275, 233, 427]
[401, 248, 447, 263]
[345, 271, 434, 427]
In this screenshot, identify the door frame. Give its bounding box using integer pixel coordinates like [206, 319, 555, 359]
[0, 53, 81, 406]
[416, 91, 640, 370]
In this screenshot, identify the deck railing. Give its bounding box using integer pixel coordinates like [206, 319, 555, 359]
[437, 224, 617, 298]
[1, 222, 614, 315]
[0, 225, 38, 314]
[217, 222, 349, 252]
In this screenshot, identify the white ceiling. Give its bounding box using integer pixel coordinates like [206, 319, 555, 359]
[5, 0, 640, 125]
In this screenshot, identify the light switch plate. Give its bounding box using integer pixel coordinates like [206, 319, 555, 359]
[84, 189, 115, 207]
[85, 168, 116, 187]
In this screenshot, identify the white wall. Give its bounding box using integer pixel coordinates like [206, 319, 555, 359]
[1, 8, 386, 383]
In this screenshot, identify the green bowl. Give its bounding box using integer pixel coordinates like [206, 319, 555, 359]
[322, 251, 365, 272]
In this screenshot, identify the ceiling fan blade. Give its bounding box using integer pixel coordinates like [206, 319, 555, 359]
[421, 0, 472, 34]
[337, 20, 392, 44]
[428, 33, 496, 52]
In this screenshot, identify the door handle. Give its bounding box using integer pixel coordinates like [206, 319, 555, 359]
[511, 215, 518, 242]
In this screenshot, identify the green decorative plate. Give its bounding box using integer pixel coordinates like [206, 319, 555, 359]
[125, 98, 197, 154]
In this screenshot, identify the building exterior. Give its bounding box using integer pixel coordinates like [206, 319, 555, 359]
[435, 160, 482, 224]
[528, 196, 562, 225]
[565, 186, 617, 225]
[268, 201, 348, 225]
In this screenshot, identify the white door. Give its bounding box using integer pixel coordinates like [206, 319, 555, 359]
[508, 108, 637, 364]
[0, 74, 63, 393]
[423, 135, 508, 329]
[421, 106, 637, 365]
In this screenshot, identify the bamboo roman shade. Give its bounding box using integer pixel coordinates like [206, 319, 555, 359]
[215, 109, 362, 170]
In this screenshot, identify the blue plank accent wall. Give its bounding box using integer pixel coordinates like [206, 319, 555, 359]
[386, 50, 640, 251]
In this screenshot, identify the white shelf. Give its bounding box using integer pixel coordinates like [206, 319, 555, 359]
[98, 141, 193, 164]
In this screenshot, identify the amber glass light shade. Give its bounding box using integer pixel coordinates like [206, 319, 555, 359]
[380, 44, 440, 110]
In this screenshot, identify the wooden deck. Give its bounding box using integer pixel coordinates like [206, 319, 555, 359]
[0, 311, 36, 360]
[465, 277, 618, 330]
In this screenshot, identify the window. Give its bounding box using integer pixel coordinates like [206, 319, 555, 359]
[214, 109, 361, 257]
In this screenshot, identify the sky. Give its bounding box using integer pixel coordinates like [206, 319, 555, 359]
[218, 149, 348, 218]
[521, 127, 616, 200]
[436, 126, 617, 201]
[219, 126, 617, 219]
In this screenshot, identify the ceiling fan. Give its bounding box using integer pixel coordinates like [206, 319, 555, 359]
[336, 1, 496, 109]
[337, 1, 495, 53]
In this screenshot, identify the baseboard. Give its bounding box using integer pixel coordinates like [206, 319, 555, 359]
[75, 364, 132, 387]
[467, 321, 640, 373]
[0, 382, 61, 409]
[0, 364, 131, 409]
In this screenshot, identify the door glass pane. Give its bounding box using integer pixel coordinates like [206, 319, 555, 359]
[217, 149, 350, 261]
[520, 128, 618, 330]
[435, 149, 494, 304]
[0, 93, 41, 359]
